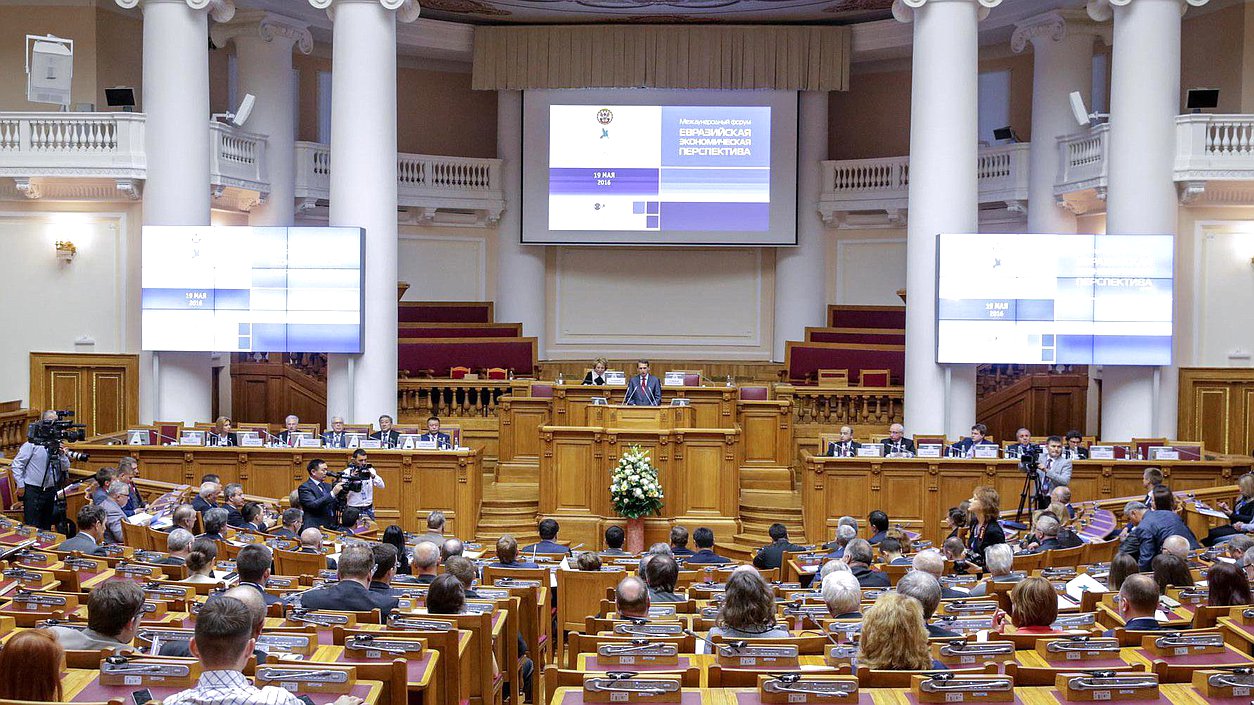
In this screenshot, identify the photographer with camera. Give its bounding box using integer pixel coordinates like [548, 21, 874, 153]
[12, 410, 84, 530]
[338, 449, 384, 520]
[297, 458, 348, 532]
[1032, 436, 1072, 509]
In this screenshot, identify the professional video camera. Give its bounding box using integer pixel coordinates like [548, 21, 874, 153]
[27, 410, 89, 462]
[328, 465, 371, 494]
[1018, 445, 1041, 474]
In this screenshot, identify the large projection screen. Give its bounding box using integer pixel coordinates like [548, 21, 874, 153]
[142, 225, 364, 353]
[936, 233, 1173, 366]
[522, 89, 799, 246]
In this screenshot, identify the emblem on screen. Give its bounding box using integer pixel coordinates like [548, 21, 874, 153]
[596, 108, 613, 124]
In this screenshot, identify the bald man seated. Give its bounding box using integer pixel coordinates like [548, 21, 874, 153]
[159, 585, 271, 663]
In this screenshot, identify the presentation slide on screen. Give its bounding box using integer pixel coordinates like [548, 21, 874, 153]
[522, 89, 798, 246]
[548, 105, 771, 232]
[936, 233, 1173, 366]
[141, 226, 364, 353]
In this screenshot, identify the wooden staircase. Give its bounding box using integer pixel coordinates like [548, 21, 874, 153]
[733, 461, 804, 546]
[475, 476, 540, 545]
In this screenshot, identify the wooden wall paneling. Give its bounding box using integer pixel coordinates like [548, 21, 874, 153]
[29, 352, 139, 437]
[976, 373, 1088, 443]
[499, 398, 550, 465]
[1178, 368, 1254, 455]
[739, 401, 792, 467]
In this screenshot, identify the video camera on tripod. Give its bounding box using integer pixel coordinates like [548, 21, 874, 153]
[28, 410, 89, 463]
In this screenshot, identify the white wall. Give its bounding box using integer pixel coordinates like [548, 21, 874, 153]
[827, 228, 907, 306]
[0, 206, 138, 406]
[546, 247, 775, 359]
[398, 226, 493, 302]
[1192, 219, 1254, 367]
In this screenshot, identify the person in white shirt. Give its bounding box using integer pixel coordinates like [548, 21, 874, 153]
[343, 449, 384, 520]
[162, 595, 362, 705]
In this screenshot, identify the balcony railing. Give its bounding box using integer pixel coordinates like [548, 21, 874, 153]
[1055, 122, 1109, 200]
[209, 121, 268, 193]
[0, 112, 146, 178]
[818, 143, 1030, 226]
[1175, 114, 1254, 178]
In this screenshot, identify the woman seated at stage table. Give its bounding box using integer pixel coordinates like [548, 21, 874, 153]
[208, 415, 238, 447]
[0, 629, 64, 702]
[582, 357, 610, 385]
[997, 577, 1061, 634]
[1206, 562, 1252, 607]
[185, 537, 219, 584]
[855, 592, 943, 671]
[709, 568, 791, 641]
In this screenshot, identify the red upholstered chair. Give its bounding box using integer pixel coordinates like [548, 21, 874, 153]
[450, 366, 471, 379]
[486, 367, 509, 380]
[859, 369, 891, 386]
[739, 386, 769, 401]
[817, 369, 850, 386]
[682, 373, 700, 387]
[531, 384, 554, 399]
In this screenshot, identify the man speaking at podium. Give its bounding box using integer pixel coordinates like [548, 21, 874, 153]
[623, 360, 662, 406]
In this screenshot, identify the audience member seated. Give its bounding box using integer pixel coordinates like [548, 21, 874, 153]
[441, 537, 464, 561]
[160, 586, 269, 663]
[1051, 486, 1076, 519]
[912, 548, 964, 598]
[753, 522, 806, 569]
[301, 543, 399, 618]
[299, 528, 337, 570]
[381, 525, 412, 575]
[575, 552, 603, 571]
[824, 525, 858, 560]
[0, 629, 64, 701]
[192, 481, 221, 514]
[825, 516, 859, 550]
[999, 576, 1060, 634]
[239, 502, 268, 533]
[412, 541, 441, 584]
[670, 526, 694, 557]
[867, 510, 889, 545]
[1137, 486, 1200, 570]
[826, 426, 861, 457]
[1142, 468, 1165, 505]
[710, 568, 791, 640]
[1207, 473, 1254, 546]
[186, 538, 220, 584]
[522, 518, 570, 555]
[967, 485, 1007, 564]
[272, 507, 303, 538]
[941, 536, 966, 564]
[237, 544, 280, 605]
[896, 570, 956, 638]
[1162, 534, 1191, 560]
[843, 539, 890, 587]
[879, 537, 910, 566]
[222, 483, 248, 528]
[445, 555, 480, 595]
[200, 507, 229, 542]
[1224, 535, 1254, 561]
[601, 525, 628, 555]
[89, 467, 116, 504]
[686, 527, 731, 565]
[855, 592, 942, 671]
[821, 571, 863, 619]
[1107, 553, 1140, 592]
[58, 504, 109, 555]
[616, 576, 651, 619]
[492, 534, 538, 568]
[339, 506, 364, 534]
[1151, 553, 1194, 592]
[1105, 574, 1166, 635]
[170, 504, 198, 534]
[1023, 514, 1065, 553]
[968, 544, 1014, 597]
[48, 578, 144, 651]
[370, 544, 400, 596]
[159, 528, 195, 565]
[426, 573, 466, 614]
[1207, 561, 1252, 607]
[1118, 501, 1147, 556]
[99, 482, 129, 544]
[643, 553, 684, 602]
[413, 510, 447, 546]
[1046, 504, 1085, 548]
[164, 594, 363, 705]
[944, 506, 968, 541]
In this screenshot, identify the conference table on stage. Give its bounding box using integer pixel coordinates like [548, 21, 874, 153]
[75, 441, 483, 536]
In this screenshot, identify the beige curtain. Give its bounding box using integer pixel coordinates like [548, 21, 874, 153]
[472, 25, 850, 91]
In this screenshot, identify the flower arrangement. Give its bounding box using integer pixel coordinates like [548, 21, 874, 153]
[610, 445, 664, 519]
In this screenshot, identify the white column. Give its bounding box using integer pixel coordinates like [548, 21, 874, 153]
[313, 0, 418, 425]
[496, 90, 547, 358]
[773, 91, 829, 361]
[1013, 11, 1108, 234]
[118, 0, 234, 424]
[1090, 0, 1204, 440]
[212, 12, 312, 227]
[894, 0, 997, 438]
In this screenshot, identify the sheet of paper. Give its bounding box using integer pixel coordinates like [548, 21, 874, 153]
[1065, 572, 1106, 602]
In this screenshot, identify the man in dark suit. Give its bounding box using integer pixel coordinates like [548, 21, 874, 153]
[1006, 427, 1038, 460]
[1137, 486, 1200, 570]
[1104, 574, 1166, 636]
[1064, 430, 1089, 460]
[223, 483, 249, 528]
[685, 527, 731, 564]
[370, 544, 401, 597]
[601, 525, 629, 556]
[322, 416, 349, 449]
[826, 426, 861, 457]
[622, 360, 662, 406]
[300, 528, 337, 570]
[867, 510, 890, 545]
[951, 423, 997, 458]
[843, 539, 890, 587]
[897, 571, 959, 638]
[191, 481, 221, 514]
[369, 415, 401, 449]
[271, 507, 303, 539]
[420, 416, 452, 449]
[522, 518, 571, 556]
[411, 541, 441, 584]
[159, 528, 194, 565]
[297, 458, 347, 533]
[236, 543, 282, 606]
[880, 424, 916, 457]
[669, 526, 695, 558]
[275, 414, 303, 447]
[301, 543, 399, 619]
[58, 504, 109, 556]
[912, 548, 966, 598]
[752, 522, 806, 569]
[490, 535, 539, 569]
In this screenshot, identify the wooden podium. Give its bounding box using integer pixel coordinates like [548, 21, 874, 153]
[538, 403, 741, 548]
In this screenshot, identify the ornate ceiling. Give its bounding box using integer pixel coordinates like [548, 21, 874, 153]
[413, 0, 894, 25]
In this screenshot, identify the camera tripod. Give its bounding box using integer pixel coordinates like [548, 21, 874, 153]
[1014, 462, 1045, 525]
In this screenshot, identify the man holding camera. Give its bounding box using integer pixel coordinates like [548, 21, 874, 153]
[12, 410, 73, 530]
[342, 448, 384, 519]
[297, 458, 348, 532]
[1033, 435, 1072, 509]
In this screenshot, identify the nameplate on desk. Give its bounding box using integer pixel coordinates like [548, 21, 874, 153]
[596, 641, 679, 665]
[663, 372, 686, 385]
[716, 643, 800, 668]
[128, 430, 151, 445]
[240, 436, 264, 447]
[589, 397, 609, 406]
[359, 439, 382, 449]
[917, 444, 942, 458]
[583, 675, 682, 703]
[1149, 447, 1179, 460]
[298, 437, 323, 448]
[415, 439, 438, 450]
[178, 431, 204, 446]
[855, 445, 883, 458]
[762, 675, 860, 703]
[255, 666, 354, 694]
[669, 398, 690, 407]
[604, 372, 627, 384]
[973, 445, 1001, 459]
[1196, 669, 1254, 699]
[1060, 673, 1159, 702]
[1089, 445, 1115, 459]
[912, 674, 1014, 703]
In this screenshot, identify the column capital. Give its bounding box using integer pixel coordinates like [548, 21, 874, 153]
[211, 10, 314, 54]
[309, 0, 420, 24]
[892, 0, 1001, 24]
[1011, 9, 1111, 53]
[115, 0, 235, 23]
[1087, 0, 1209, 23]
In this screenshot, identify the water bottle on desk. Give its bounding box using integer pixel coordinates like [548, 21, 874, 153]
[556, 371, 564, 385]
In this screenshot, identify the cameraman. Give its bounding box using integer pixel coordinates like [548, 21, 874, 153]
[12, 410, 72, 530]
[1033, 435, 1072, 509]
[342, 449, 384, 520]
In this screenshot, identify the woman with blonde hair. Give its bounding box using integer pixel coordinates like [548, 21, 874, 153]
[855, 592, 937, 671]
[583, 358, 611, 386]
[209, 415, 237, 447]
[966, 485, 1006, 566]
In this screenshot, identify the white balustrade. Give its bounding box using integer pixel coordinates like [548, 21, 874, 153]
[1175, 114, 1254, 179]
[209, 121, 269, 192]
[0, 112, 146, 176]
[1054, 123, 1109, 196]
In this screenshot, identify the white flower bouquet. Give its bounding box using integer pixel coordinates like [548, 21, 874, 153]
[609, 445, 664, 519]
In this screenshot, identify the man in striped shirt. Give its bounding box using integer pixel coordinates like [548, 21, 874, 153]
[162, 596, 363, 705]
